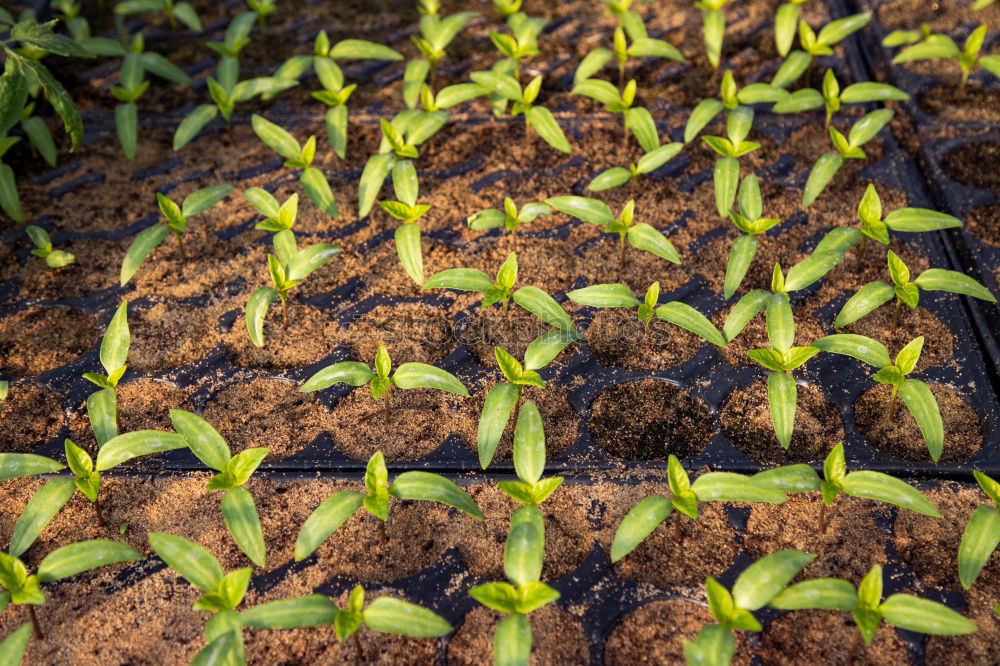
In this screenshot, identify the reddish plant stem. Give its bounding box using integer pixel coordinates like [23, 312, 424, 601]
[352, 632, 366, 662]
[846, 630, 862, 665]
[281, 298, 289, 330]
[94, 498, 106, 528]
[378, 519, 388, 545]
[383, 389, 391, 424]
[28, 606, 43, 640]
[818, 501, 826, 535]
[673, 513, 685, 548]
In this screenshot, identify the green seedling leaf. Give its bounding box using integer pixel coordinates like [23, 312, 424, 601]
[120, 224, 170, 285]
[221, 488, 266, 567]
[240, 594, 338, 629]
[478, 383, 520, 469]
[95, 431, 187, 471]
[732, 549, 815, 611]
[0, 454, 65, 482]
[770, 578, 858, 611]
[494, 613, 532, 665]
[169, 409, 231, 472]
[389, 471, 483, 519]
[37, 539, 143, 583]
[294, 490, 364, 560]
[898, 379, 943, 461]
[655, 302, 725, 346]
[958, 504, 1000, 589]
[363, 597, 453, 637]
[9, 478, 75, 558]
[148, 532, 223, 591]
[611, 494, 672, 562]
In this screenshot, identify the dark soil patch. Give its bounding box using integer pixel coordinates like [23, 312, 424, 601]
[967, 203, 1000, 248]
[941, 141, 1000, 193]
[720, 380, 843, 463]
[589, 379, 713, 460]
[854, 383, 982, 462]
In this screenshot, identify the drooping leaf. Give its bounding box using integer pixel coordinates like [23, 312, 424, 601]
[8, 478, 75, 558]
[958, 505, 1000, 589]
[294, 490, 364, 560]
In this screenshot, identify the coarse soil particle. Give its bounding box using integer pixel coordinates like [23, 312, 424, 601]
[67, 378, 194, 451]
[598, 478, 740, 588]
[456, 483, 594, 582]
[853, 383, 983, 462]
[460, 306, 573, 368]
[222, 304, 339, 368]
[0, 306, 98, 376]
[128, 299, 224, 372]
[967, 203, 1000, 248]
[840, 302, 954, 372]
[585, 308, 705, 370]
[604, 598, 753, 666]
[915, 86, 1000, 124]
[941, 141, 1000, 194]
[757, 610, 909, 665]
[743, 495, 888, 583]
[457, 384, 579, 463]
[201, 378, 331, 459]
[327, 384, 469, 462]
[589, 379, 714, 460]
[720, 380, 844, 463]
[342, 301, 456, 366]
[447, 604, 590, 666]
[0, 383, 64, 453]
[894, 485, 1000, 592]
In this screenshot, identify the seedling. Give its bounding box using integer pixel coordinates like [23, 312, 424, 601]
[469, 505, 560, 665]
[572, 78, 659, 150]
[774, 12, 872, 87]
[889, 24, 1000, 94]
[168, 410, 270, 566]
[469, 71, 572, 153]
[378, 159, 429, 286]
[684, 550, 815, 664]
[812, 334, 944, 460]
[694, 0, 737, 68]
[773, 0, 810, 57]
[173, 14, 296, 150]
[588, 140, 684, 192]
[545, 197, 680, 268]
[0, 539, 142, 639]
[245, 206, 340, 346]
[611, 455, 785, 562]
[753, 442, 941, 535]
[478, 345, 576, 469]
[574, 14, 684, 89]
[112, 35, 192, 159]
[246, 0, 275, 30]
[489, 9, 546, 81]
[425, 251, 561, 320]
[148, 532, 338, 664]
[770, 564, 977, 655]
[244, 585, 452, 661]
[498, 401, 565, 507]
[293, 451, 483, 559]
[773, 68, 908, 128]
[717, 174, 779, 298]
[82, 299, 129, 392]
[120, 184, 233, 285]
[403, 5, 478, 108]
[847, 184, 962, 266]
[802, 108, 894, 208]
[357, 115, 447, 218]
[467, 197, 552, 249]
[684, 70, 786, 143]
[0, 19, 94, 220]
[299, 343, 469, 421]
[251, 114, 338, 217]
[114, 0, 202, 31]
[703, 106, 760, 218]
[957, 471, 1000, 589]
[25, 225, 74, 268]
[745, 280, 820, 449]
[835, 249, 995, 328]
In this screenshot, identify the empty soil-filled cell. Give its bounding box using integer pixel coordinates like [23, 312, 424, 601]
[853, 383, 982, 462]
[589, 379, 713, 460]
[341, 300, 456, 366]
[941, 141, 1000, 193]
[967, 203, 1000, 248]
[128, 299, 224, 372]
[720, 380, 843, 463]
[758, 610, 909, 665]
[222, 303, 339, 368]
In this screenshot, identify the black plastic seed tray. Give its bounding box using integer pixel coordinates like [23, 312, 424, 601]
[915, 132, 1000, 383]
[3, 106, 997, 480]
[846, 0, 1000, 133]
[55, 470, 975, 666]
